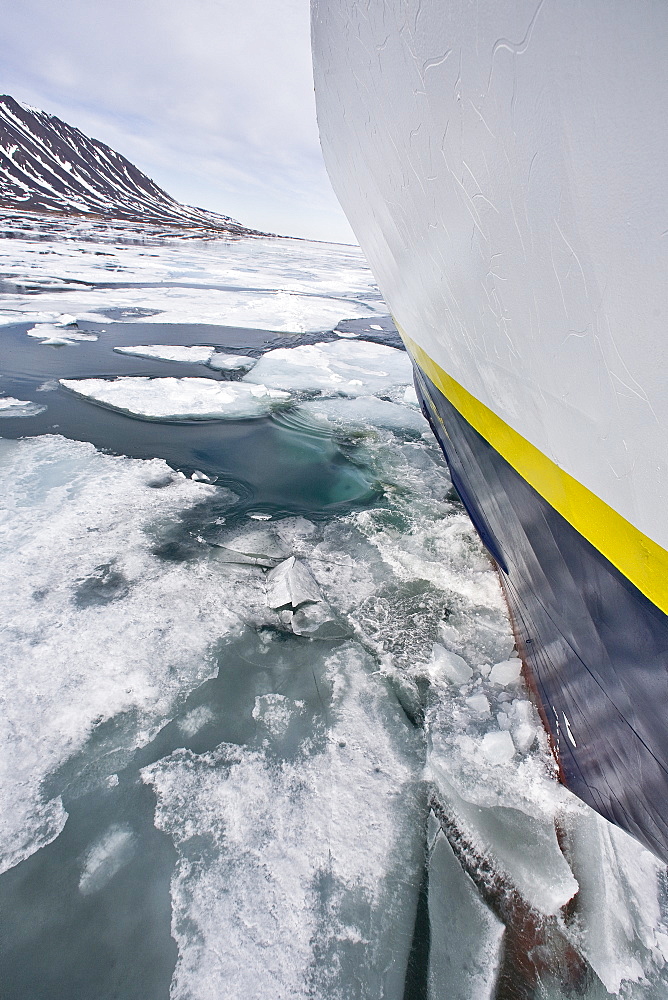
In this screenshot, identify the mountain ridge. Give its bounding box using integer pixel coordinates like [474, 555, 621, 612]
[0, 95, 263, 235]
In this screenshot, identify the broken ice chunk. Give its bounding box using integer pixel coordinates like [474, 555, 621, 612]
[212, 528, 287, 568]
[489, 659, 522, 686]
[480, 731, 515, 764]
[266, 556, 322, 609]
[512, 723, 537, 754]
[290, 601, 352, 639]
[428, 829, 504, 998]
[465, 693, 491, 716]
[510, 700, 538, 753]
[428, 643, 473, 684]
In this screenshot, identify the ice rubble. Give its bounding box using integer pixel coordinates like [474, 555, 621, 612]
[0, 396, 45, 417]
[3, 226, 666, 996]
[59, 376, 289, 420]
[244, 339, 414, 396]
[143, 642, 425, 1000]
[218, 428, 668, 995]
[0, 434, 263, 873]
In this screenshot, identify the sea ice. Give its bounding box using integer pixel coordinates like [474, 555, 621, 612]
[290, 600, 352, 639]
[0, 397, 45, 417]
[142, 642, 425, 1000]
[428, 643, 474, 685]
[489, 659, 523, 686]
[212, 526, 287, 568]
[113, 344, 215, 364]
[208, 352, 256, 372]
[27, 323, 98, 345]
[244, 339, 414, 397]
[0, 434, 251, 873]
[300, 394, 427, 434]
[59, 376, 290, 420]
[428, 827, 504, 999]
[265, 556, 322, 609]
[429, 766, 578, 916]
[79, 824, 136, 895]
[563, 807, 668, 993]
[480, 731, 515, 764]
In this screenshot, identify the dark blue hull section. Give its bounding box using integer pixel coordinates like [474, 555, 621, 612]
[414, 368, 668, 862]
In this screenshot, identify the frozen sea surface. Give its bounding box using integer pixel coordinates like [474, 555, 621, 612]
[1, 212, 667, 1000]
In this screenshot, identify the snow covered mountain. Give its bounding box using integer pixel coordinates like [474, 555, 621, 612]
[0, 96, 260, 234]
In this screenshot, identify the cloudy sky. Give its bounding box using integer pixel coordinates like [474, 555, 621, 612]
[0, 0, 356, 243]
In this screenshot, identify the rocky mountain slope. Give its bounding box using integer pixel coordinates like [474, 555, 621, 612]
[0, 96, 260, 234]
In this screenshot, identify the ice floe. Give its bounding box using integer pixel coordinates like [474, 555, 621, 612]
[113, 344, 214, 364]
[59, 376, 289, 420]
[244, 339, 413, 396]
[0, 396, 45, 417]
[27, 323, 98, 346]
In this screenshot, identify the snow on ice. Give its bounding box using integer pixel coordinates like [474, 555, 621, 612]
[113, 344, 215, 364]
[59, 376, 290, 420]
[244, 339, 414, 396]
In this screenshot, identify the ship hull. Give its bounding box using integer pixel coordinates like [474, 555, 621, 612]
[312, 0, 668, 858]
[413, 354, 668, 861]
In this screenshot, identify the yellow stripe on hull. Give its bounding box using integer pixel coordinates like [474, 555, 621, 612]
[403, 332, 668, 618]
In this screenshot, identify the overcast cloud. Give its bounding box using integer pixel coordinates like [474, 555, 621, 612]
[0, 0, 355, 242]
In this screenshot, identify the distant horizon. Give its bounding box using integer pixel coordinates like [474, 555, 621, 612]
[0, 0, 357, 244]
